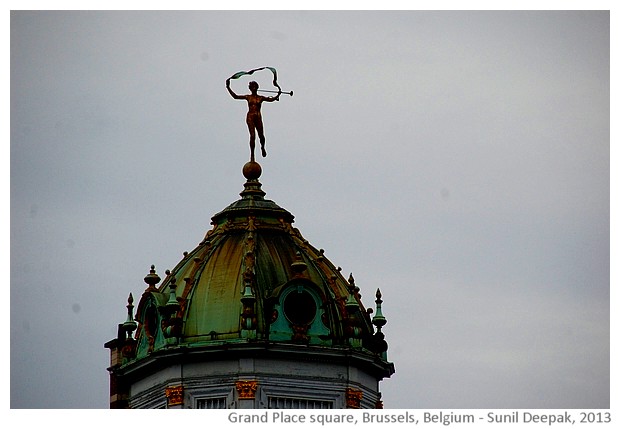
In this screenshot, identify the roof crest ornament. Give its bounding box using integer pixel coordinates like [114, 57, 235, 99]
[143, 265, 161, 292]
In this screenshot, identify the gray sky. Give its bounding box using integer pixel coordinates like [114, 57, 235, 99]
[10, 10, 610, 409]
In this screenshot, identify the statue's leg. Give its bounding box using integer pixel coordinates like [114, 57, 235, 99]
[247, 119, 256, 162]
[256, 119, 267, 157]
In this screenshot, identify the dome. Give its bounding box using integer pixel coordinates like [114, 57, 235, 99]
[106, 161, 393, 408]
[130, 162, 390, 360]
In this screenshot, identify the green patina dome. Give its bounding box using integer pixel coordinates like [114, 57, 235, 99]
[122, 162, 390, 371]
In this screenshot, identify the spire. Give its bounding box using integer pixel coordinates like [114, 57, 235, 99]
[371, 288, 389, 359]
[372, 288, 387, 331]
[165, 276, 180, 313]
[345, 274, 359, 313]
[122, 293, 137, 339]
[161, 276, 182, 344]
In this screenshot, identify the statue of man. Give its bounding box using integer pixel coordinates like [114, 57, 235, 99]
[226, 79, 281, 162]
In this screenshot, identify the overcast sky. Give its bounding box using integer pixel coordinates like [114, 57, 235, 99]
[10, 9, 610, 409]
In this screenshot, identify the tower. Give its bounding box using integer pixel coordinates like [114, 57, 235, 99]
[104, 71, 394, 409]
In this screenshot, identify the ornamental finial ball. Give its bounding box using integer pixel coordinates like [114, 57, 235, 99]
[243, 161, 262, 180]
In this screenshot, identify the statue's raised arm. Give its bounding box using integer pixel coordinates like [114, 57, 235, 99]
[226, 78, 244, 100]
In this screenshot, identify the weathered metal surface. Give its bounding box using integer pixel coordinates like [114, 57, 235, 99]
[121, 171, 391, 374]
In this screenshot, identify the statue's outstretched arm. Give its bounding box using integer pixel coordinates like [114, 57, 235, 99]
[262, 91, 281, 103]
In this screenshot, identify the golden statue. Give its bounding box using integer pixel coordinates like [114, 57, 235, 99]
[226, 79, 280, 162]
[226, 67, 292, 162]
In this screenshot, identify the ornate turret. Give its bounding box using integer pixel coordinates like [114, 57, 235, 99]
[105, 162, 394, 408]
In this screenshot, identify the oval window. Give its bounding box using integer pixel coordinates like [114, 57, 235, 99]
[283, 289, 316, 326]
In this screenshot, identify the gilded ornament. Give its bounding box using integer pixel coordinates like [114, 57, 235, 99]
[236, 380, 258, 399]
[345, 388, 363, 409]
[165, 386, 184, 406]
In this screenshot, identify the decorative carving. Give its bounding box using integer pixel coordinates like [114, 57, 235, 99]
[246, 215, 257, 232]
[345, 387, 363, 409]
[291, 251, 308, 277]
[120, 340, 136, 361]
[147, 335, 155, 353]
[142, 303, 159, 353]
[240, 224, 257, 333]
[375, 392, 384, 409]
[161, 314, 182, 339]
[278, 218, 297, 236]
[236, 380, 258, 399]
[165, 386, 184, 406]
[205, 226, 216, 238]
[243, 254, 255, 271]
[241, 305, 258, 331]
[291, 323, 310, 344]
